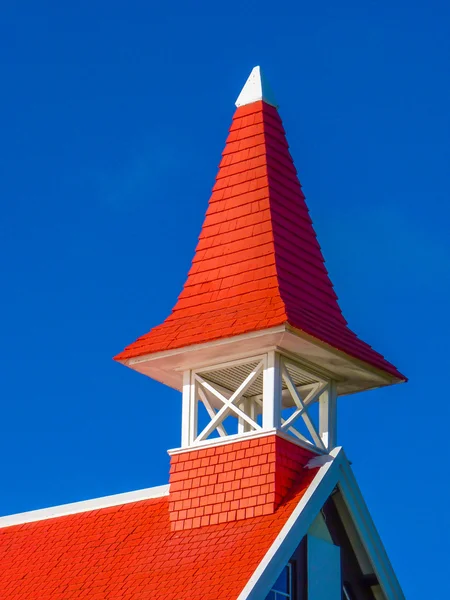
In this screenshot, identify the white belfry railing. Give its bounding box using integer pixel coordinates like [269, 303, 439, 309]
[180, 351, 337, 453]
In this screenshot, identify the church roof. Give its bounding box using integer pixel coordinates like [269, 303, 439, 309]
[0, 447, 405, 600]
[0, 460, 317, 600]
[114, 68, 405, 382]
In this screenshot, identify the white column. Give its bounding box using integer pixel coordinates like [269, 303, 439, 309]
[319, 381, 337, 451]
[238, 398, 248, 434]
[181, 370, 196, 447]
[262, 351, 281, 430]
[238, 397, 258, 433]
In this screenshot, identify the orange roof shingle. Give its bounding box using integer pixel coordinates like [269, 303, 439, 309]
[0, 470, 316, 600]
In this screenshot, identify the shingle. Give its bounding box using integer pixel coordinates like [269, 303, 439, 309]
[114, 100, 404, 380]
[0, 474, 314, 599]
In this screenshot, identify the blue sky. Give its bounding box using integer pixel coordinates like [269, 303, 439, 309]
[1, 1, 449, 597]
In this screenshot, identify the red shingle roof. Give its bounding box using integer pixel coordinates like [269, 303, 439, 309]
[115, 100, 404, 381]
[0, 469, 316, 600]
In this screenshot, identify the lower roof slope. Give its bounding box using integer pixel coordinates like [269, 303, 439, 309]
[0, 470, 316, 600]
[115, 100, 404, 381]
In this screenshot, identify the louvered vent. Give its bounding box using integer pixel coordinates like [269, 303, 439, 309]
[200, 359, 318, 398]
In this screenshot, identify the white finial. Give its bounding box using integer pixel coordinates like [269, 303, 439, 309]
[235, 66, 278, 108]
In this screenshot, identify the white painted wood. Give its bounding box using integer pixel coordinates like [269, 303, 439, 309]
[280, 363, 327, 450]
[332, 493, 373, 575]
[329, 380, 337, 448]
[181, 370, 193, 448]
[197, 387, 228, 437]
[191, 353, 267, 375]
[307, 535, 342, 600]
[238, 398, 254, 434]
[263, 351, 281, 430]
[319, 380, 337, 451]
[235, 66, 278, 108]
[337, 458, 406, 599]
[170, 429, 276, 455]
[195, 392, 259, 439]
[194, 363, 263, 442]
[182, 354, 336, 450]
[189, 379, 198, 446]
[168, 428, 325, 456]
[253, 393, 313, 447]
[249, 397, 258, 425]
[0, 485, 170, 529]
[195, 375, 229, 406]
[237, 448, 343, 600]
[282, 357, 328, 386]
[123, 324, 402, 399]
[236, 447, 405, 600]
[281, 423, 311, 444]
[250, 382, 318, 408]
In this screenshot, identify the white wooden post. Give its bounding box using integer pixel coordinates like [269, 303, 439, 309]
[238, 398, 248, 434]
[190, 380, 198, 445]
[263, 351, 281, 430]
[249, 397, 257, 427]
[319, 380, 337, 450]
[238, 397, 258, 433]
[181, 370, 196, 447]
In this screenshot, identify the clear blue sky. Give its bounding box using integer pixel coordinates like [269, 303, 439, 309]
[1, 1, 448, 597]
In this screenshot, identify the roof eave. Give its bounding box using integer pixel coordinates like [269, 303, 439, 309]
[114, 325, 405, 396]
[285, 323, 407, 385]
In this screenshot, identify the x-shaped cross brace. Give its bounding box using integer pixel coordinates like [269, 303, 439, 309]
[194, 361, 264, 442]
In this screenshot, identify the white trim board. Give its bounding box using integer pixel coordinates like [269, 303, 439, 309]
[237, 448, 405, 600]
[337, 459, 404, 599]
[120, 325, 402, 399]
[237, 447, 341, 600]
[168, 428, 325, 456]
[0, 484, 169, 529]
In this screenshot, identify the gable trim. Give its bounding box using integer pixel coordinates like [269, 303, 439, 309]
[0, 484, 170, 529]
[237, 449, 405, 600]
[337, 459, 405, 599]
[237, 449, 341, 600]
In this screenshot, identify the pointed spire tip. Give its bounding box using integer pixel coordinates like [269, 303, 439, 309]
[235, 66, 278, 108]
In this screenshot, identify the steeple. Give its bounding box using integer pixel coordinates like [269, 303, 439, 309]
[0, 67, 407, 599]
[115, 67, 405, 458]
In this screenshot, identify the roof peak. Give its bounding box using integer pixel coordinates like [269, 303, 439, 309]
[235, 66, 278, 108]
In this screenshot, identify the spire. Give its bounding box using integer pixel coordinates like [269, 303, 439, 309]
[235, 66, 278, 108]
[115, 69, 405, 388]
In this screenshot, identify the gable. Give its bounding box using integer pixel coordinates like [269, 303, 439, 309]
[236, 449, 404, 600]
